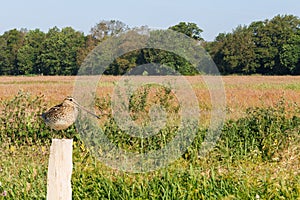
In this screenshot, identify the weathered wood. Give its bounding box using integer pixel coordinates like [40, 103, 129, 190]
[47, 139, 73, 200]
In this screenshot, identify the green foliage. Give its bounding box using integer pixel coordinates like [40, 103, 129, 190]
[0, 29, 25, 75]
[37, 27, 85, 75]
[0, 93, 300, 199]
[90, 20, 129, 40]
[208, 26, 258, 74]
[0, 91, 79, 144]
[0, 91, 48, 143]
[218, 99, 300, 161]
[0, 143, 49, 199]
[0, 27, 96, 76]
[280, 32, 300, 74]
[1, 15, 300, 75]
[105, 48, 199, 75]
[75, 84, 184, 166]
[0, 37, 9, 75]
[169, 22, 203, 41]
[16, 29, 46, 75]
[209, 14, 300, 75]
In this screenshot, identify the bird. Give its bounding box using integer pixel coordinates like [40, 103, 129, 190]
[41, 96, 100, 131]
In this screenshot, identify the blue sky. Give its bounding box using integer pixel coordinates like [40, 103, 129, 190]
[1, 0, 299, 41]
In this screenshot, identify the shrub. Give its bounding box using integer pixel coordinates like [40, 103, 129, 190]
[0, 91, 78, 144]
[218, 99, 300, 161]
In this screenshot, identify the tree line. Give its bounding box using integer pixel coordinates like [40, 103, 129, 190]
[207, 14, 300, 75]
[0, 15, 299, 76]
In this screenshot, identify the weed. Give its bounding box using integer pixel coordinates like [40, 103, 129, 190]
[0, 90, 300, 199]
[218, 98, 300, 161]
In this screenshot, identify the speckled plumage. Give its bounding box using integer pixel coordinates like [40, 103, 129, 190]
[41, 97, 79, 130]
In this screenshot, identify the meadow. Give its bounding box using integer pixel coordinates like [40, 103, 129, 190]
[0, 75, 300, 199]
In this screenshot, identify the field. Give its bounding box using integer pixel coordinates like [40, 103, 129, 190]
[0, 75, 300, 199]
[1, 75, 299, 117]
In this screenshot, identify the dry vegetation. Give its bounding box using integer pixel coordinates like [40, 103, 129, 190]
[0, 75, 300, 199]
[1, 75, 299, 118]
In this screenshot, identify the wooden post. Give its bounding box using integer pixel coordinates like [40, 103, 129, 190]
[47, 139, 73, 200]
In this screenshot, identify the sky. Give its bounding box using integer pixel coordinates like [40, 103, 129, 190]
[1, 0, 299, 41]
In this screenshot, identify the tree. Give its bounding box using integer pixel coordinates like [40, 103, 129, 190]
[0, 29, 25, 75]
[90, 20, 129, 41]
[76, 35, 98, 67]
[37, 27, 85, 75]
[279, 32, 300, 74]
[206, 33, 227, 73]
[249, 15, 300, 74]
[207, 26, 258, 74]
[169, 22, 203, 41]
[17, 29, 46, 75]
[0, 37, 9, 75]
[208, 14, 300, 75]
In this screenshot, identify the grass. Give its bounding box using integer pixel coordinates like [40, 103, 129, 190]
[0, 76, 300, 199]
[0, 76, 299, 110]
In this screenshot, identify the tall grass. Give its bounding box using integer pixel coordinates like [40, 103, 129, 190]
[218, 98, 300, 162]
[0, 91, 49, 144]
[0, 92, 299, 199]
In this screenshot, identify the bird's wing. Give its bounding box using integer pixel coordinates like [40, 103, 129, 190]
[42, 103, 64, 119]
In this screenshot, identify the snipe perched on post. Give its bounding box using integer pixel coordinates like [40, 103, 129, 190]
[41, 97, 100, 131]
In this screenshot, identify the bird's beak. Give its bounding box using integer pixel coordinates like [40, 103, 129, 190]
[73, 102, 101, 119]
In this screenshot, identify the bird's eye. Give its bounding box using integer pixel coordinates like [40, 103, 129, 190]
[69, 98, 73, 101]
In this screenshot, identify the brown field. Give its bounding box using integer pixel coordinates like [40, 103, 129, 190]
[0, 75, 299, 119]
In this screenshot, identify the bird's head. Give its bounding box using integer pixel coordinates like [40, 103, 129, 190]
[63, 96, 79, 107]
[63, 96, 101, 119]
